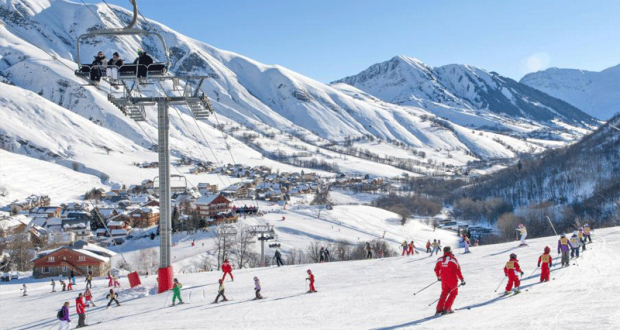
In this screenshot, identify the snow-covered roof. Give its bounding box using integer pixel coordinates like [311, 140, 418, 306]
[110, 229, 127, 236]
[195, 194, 219, 205]
[46, 217, 62, 226]
[108, 221, 124, 227]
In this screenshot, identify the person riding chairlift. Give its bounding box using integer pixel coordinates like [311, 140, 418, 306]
[106, 52, 124, 80]
[90, 51, 106, 85]
[133, 49, 153, 78]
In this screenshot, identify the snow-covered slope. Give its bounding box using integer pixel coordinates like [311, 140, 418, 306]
[3, 226, 619, 329]
[521, 64, 620, 120]
[333, 56, 598, 130]
[0, 149, 105, 206]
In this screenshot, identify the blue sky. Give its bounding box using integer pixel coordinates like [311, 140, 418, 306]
[105, 0, 620, 83]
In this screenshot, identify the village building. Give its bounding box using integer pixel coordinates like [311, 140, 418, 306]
[195, 195, 233, 220]
[129, 207, 160, 228]
[32, 240, 116, 278]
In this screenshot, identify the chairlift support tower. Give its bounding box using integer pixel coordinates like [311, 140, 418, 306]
[74, 0, 214, 293]
[249, 224, 276, 266]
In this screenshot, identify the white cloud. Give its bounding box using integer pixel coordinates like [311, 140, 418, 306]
[524, 52, 551, 73]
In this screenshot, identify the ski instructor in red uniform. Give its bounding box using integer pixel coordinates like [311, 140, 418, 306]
[434, 246, 466, 315]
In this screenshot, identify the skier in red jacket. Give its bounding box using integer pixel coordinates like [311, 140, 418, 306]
[306, 269, 317, 293]
[537, 246, 553, 282]
[504, 253, 524, 294]
[221, 259, 234, 281]
[434, 246, 465, 315]
[76, 293, 87, 327]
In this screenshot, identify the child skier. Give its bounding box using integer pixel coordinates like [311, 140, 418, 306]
[306, 269, 317, 293]
[407, 241, 414, 256]
[401, 241, 408, 256]
[85, 273, 93, 289]
[516, 224, 527, 246]
[569, 232, 581, 259]
[221, 259, 234, 281]
[578, 228, 587, 251]
[214, 279, 228, 303]
[112, 275, 120, 288]
[366, 242, 373, 259]
[107, 272, 113, 287]
[504, 253, 524, 295]
[426, 240, 431, 253]
[537, 246, 553, 282]
[462, 234, 471, 254]
[558, 234, 571, 267]
[171, 278, 184, 306]
[584, 224, 592, 243]
[21, 284, 27, 296]
[434, 246, 466, 315]
[84, 288, 96, 307]
[51, 279, 56, 292]
[67, 277, 73, 291]
[106, 289, 121, 308]
[431, 240, 439, 256]
[60, 279, 66, 291]
[253, 276, 263, 300]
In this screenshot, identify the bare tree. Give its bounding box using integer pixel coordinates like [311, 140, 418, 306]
[7, 231, 34, 271]
[192, 253, 212, 272]
[235, 226, 255, 269]
[306, 240, 322, 263]
[134, 248, 159, 275]
[333, 239, 352, 261]
[214, 225, 236, 270]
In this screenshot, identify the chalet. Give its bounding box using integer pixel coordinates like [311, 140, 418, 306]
[195, 195, 232, 220]
[29, 206, 61, 219]
[32, 240, 116, 279]
[10, 195, 50, 213]
[198, 183, 218, 195]
[0, 215, 30, 236]
[92, 208, 119, 221]
[129, 207, 160, 228]
[221, 183, 251, 199]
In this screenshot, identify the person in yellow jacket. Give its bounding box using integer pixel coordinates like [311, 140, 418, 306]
[584, 224, 592, 243]
[401, 241, 408, 256]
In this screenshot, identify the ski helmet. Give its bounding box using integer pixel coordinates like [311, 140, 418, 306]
[253, 276, 258, 281]
[584, 224, 589, 227]
[443, 246, 452, 254]
[174, 278, 178, 282]
[510, 253, 517, 259]
[561, 233, 566, 237]
[544, 246, 550, 253]
[307, 269, 312, 274]
[219, 279, 223, 283]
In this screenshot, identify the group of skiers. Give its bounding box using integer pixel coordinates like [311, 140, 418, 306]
[432, 224, 593, 315]
[425, 239, 443, 255]
[89, 49, 154, 85]
[401, 240, 417, 256]
[54, 284, 121, 329]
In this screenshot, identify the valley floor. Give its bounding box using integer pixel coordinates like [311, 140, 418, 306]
[1, 227, 619, 329]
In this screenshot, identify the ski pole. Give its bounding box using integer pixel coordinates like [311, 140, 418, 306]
[428, 284, 461, 306]
[163, 288, 171, 308]
[527, 266, 539, 278]
[413, 280, 439, 295]
[494, 276, 506, 292]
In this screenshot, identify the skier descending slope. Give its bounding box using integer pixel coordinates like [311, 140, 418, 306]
[306, 269, 317, 293]
[434, 246, 466, 315]
[516, 224, 528, 246]
[558, 234, 571, 267]
[584, 224, 593, 243]
[221, 259, 234, 281]
[461, 234, 471, 254]
[537, 246, 553, 282]
[171, 278, 184, 306]
[504, 253, 524, 295]
[570, 232, 582, 259]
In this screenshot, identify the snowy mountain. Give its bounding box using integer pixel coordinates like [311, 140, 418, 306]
[458, 114, 620, 218]
[0, 0, 598, 198]
[520, 64, 620, 120]
[333, 56, 598, 130]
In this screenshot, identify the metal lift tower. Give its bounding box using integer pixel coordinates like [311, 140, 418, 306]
[75, 0, 214, 293]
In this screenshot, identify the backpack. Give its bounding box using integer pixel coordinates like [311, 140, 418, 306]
[57, 308, 64, 320]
